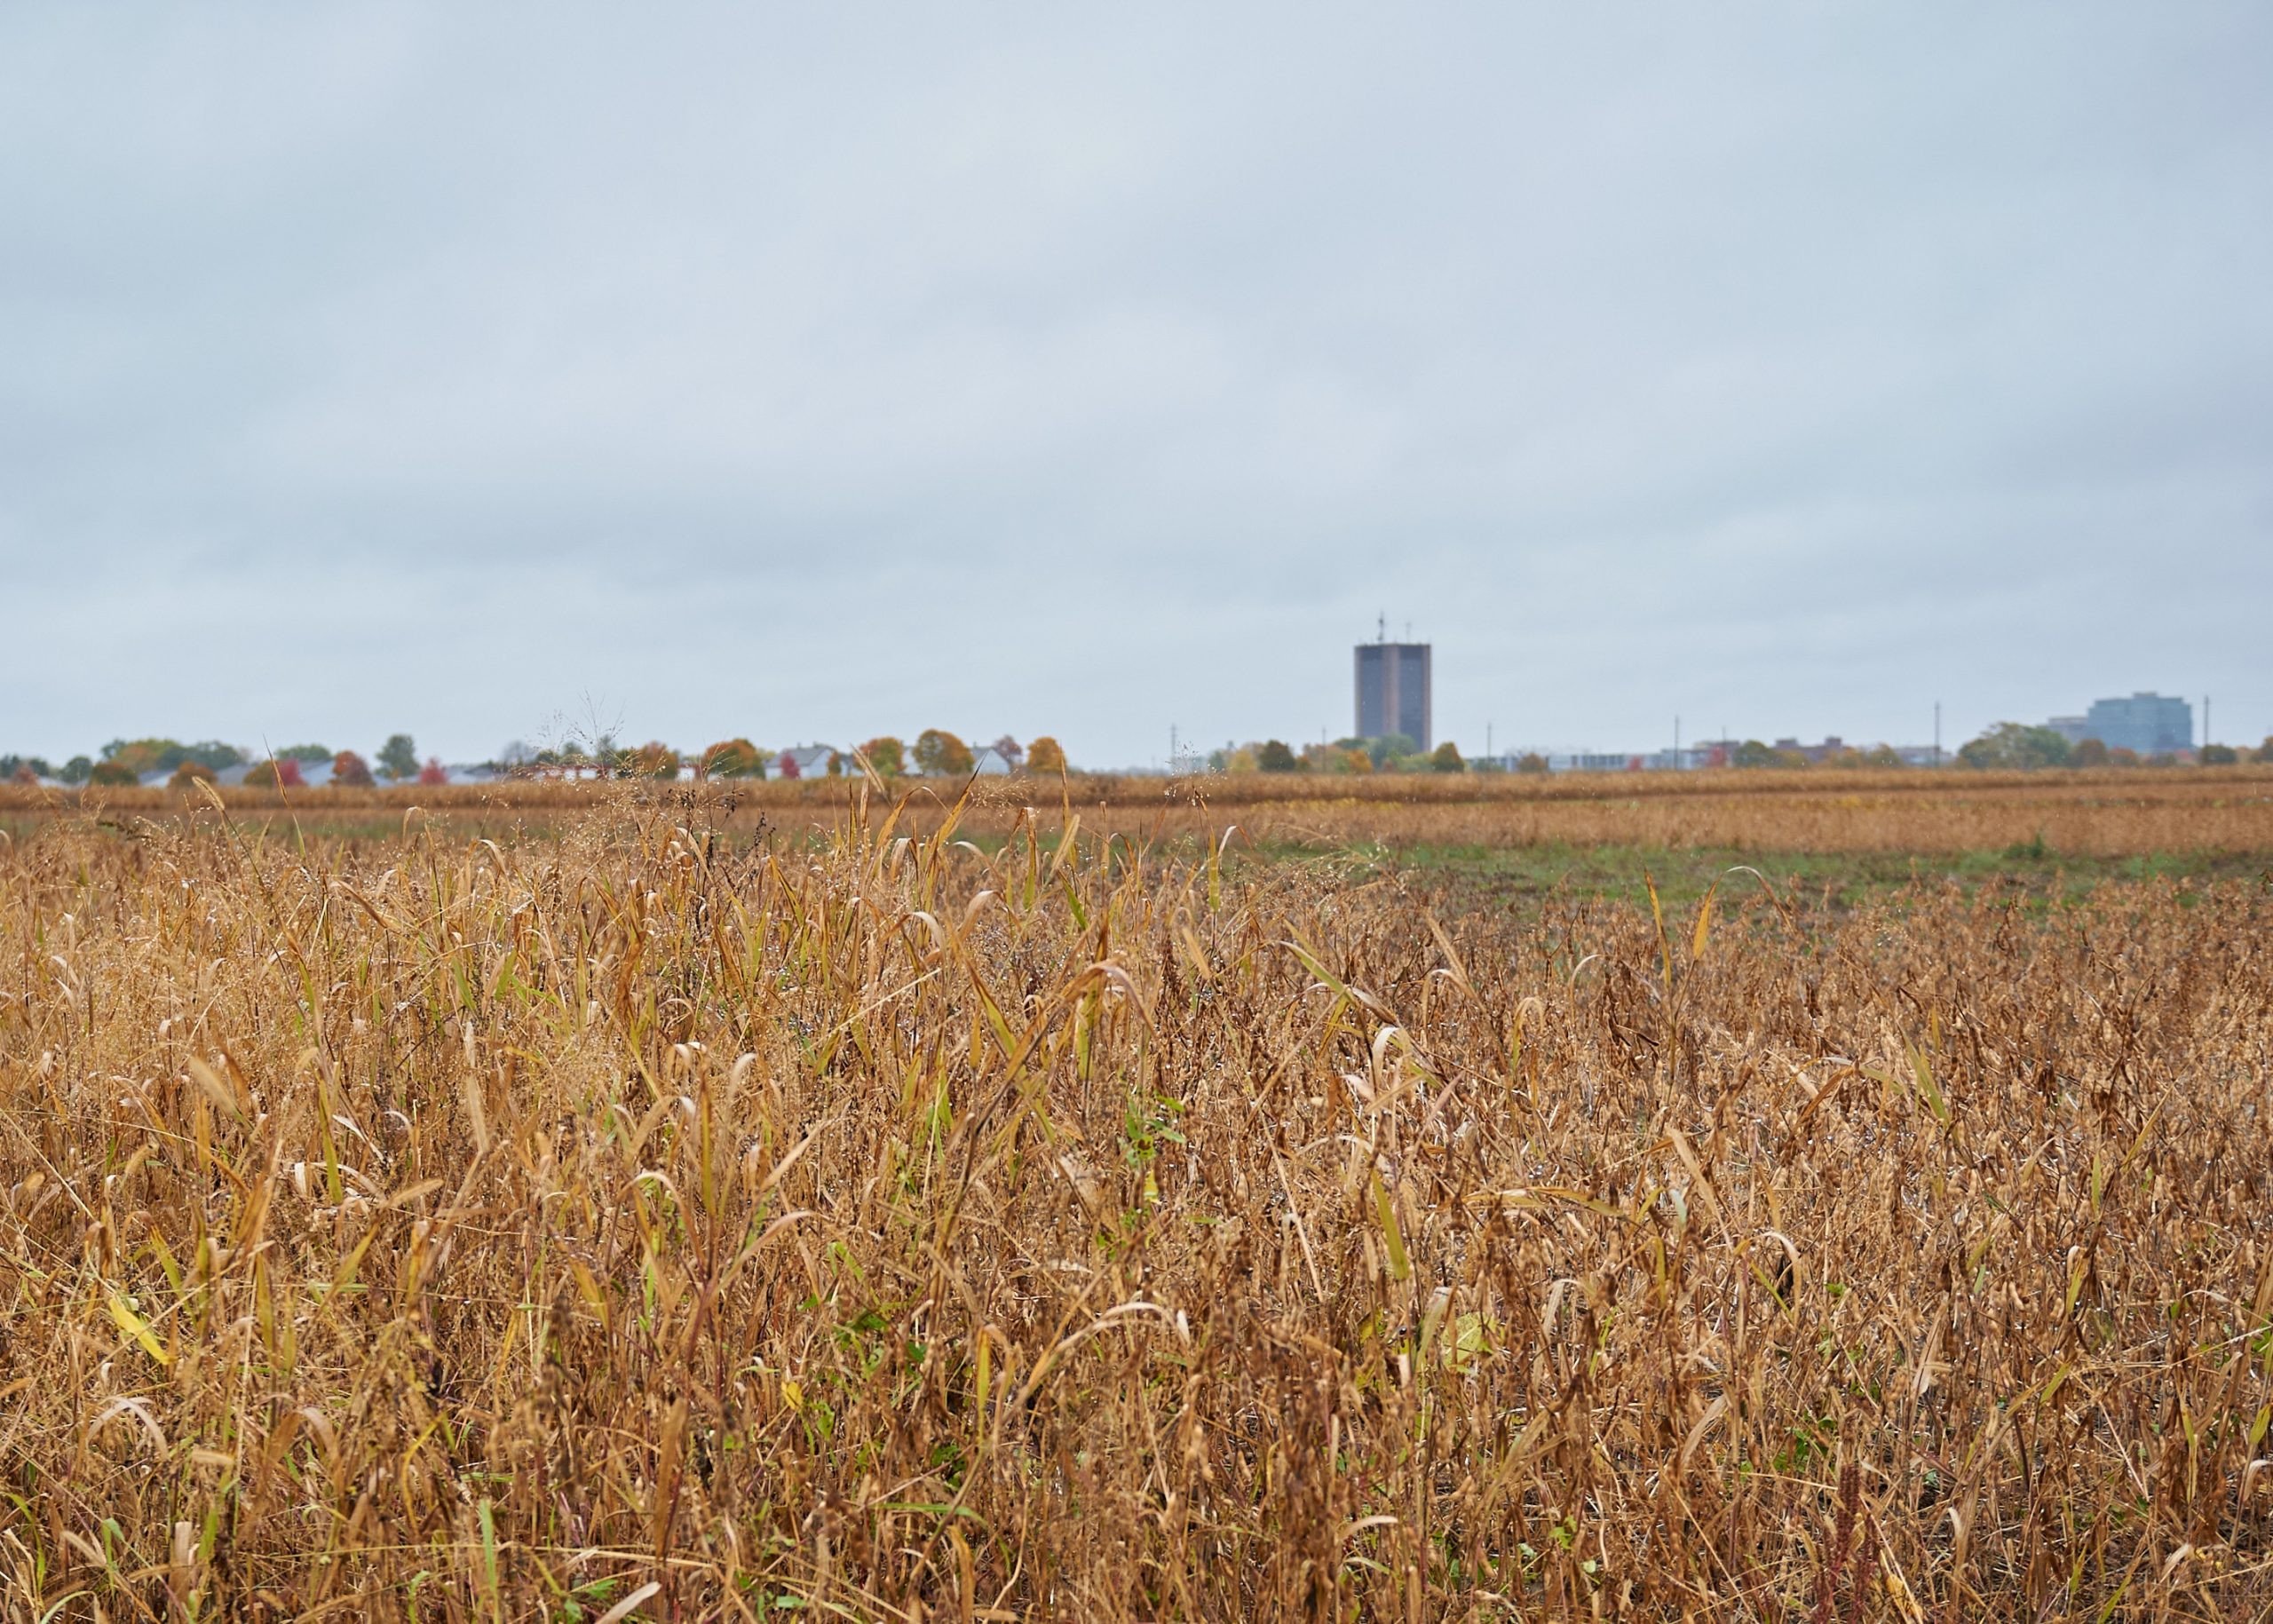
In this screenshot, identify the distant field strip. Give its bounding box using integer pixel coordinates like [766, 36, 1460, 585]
[7, 767, 2271, 854]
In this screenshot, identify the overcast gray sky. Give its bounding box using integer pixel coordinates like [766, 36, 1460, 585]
[4, 4, 2269, 766]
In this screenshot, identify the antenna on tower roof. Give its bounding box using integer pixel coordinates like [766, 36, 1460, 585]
[1376, 612, 1386, 644]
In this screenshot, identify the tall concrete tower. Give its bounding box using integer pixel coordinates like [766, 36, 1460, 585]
[1354, 625, 1431, 749]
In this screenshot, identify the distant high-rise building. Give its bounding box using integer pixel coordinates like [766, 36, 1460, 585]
[2053, 692, 2193, 755]
[1355, 635, 1431, 749]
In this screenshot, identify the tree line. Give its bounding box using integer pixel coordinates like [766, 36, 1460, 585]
[526, 731, 1067, 780]
[1953, 723, 2265, 770]
[1214, 734, 1469, 774]
[0, 734, 440, 788]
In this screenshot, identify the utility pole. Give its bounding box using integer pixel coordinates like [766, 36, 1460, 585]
[1675, 715, 1682, 770]
[1934, 701, 1942, 768]
[2204, 695, 2210, 754]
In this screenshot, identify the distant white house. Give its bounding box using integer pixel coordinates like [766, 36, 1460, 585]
[229, 757, 339, 788]
[776, 744, 840, 780]
[407, 764, 502, 787]
[970, 747, 1015, 776]
[139, 757, 336, 788]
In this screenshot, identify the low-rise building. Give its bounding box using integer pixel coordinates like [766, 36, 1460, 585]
[1773, 735, 1857, 765]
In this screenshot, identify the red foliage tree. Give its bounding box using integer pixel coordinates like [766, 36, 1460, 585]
[418, 758, 448, 785]
[244, 757, 306, 788]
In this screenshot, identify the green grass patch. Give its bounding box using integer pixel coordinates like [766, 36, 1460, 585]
[1373, 841, 2272, 915]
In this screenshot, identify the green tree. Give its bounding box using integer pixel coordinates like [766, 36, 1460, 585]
[377, 734, 420, 781]
[60, 756, 93, 785]
[1733, 740, 1793, 769]
[278, 743, 331, 762]
[100, 738, 245, 775]
[1025, 736, 1067, 774]
[2199, 743, 2238, 765]
[90, 760, 139, 786]
[1255, 740, 1303, 772]
[1303, 741, 1370, 772]
[1365, 733, 1418, 769]
[100, 738, 178, 777]
[914, 729, 974, 776]
[2256, 737, 2273, 764]
[630, 741, 680, 778]
[1430, 741, 1465, 772]
[1516, 753, 1549, 774]
[858, 737, 907, 776]
[1956, 723, 2073, 771]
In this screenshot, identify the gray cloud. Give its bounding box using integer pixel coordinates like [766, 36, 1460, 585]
[4, 4, 2269, 764]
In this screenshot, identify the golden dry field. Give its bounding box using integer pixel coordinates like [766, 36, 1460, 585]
[3, 780, 2271, 1620]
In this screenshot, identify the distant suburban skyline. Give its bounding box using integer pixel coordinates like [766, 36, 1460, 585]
[4, 5, 2269, 765]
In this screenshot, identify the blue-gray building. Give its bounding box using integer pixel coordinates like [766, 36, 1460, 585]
[2047, 693, 2193, 755]
[1355, 638, 1431, 749]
